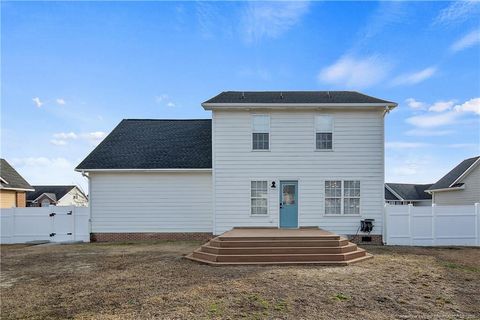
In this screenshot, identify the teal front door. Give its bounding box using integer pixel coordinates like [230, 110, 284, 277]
[279, 181, 298, 228]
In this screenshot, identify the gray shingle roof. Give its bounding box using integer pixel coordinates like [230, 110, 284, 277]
[27, 185, 77, 202]
[427, 156, 480, 191]
[76, 119, 212, 170]
[0, 159, 34, 191]
[385, 183, 433, 201]
[203, 91, 396, 105]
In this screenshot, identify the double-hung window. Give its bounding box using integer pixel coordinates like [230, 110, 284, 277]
[252, 115, 270, 150]
[251, 181, 268, 215]
[325, 180, 360, 215]
[315, 115, 333, 150]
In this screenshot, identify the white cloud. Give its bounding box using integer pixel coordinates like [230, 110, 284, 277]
[433, 1, 480, 26]
[405, 129, 453, 137]
[155, 94, 169, 103]
[446, 143, 479, 149]
[155, 94, 176, 107]
[318, 55, 391, 89]
[391, 67, 436, 86]
[11, 157, 86, 190]
[32, 97, 44, 108]
[53, 132, 78, 140]
[50, 131, 106, 146]
[386, 142, 431, 149]
[454, 97, 480, 115]
[450, 29, 480, 53]
[56, 98, 66, 105]
[241, 1, 310, 43]
[406, 111, 459, 128]
[429, 100, 456, 112]
[50, 139, 67, 146]
[405, 98, 427, 110]
[80, 131, 107, 145]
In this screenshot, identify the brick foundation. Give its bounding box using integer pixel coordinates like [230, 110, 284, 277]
[90, 232, 213, 242]
[348, 234, 383, 245]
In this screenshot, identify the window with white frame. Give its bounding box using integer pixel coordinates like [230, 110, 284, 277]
[252, 115, 270, 150]
[325, 180, 360, 214]
[251, 181, 268, 215]
[315, 115, 333, 150]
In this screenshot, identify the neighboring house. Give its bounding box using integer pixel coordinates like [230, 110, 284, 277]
[0, 159, 34, 208]
[27, 185, 88, 207]
[76, 91, 397, 242]
[385, 183, 433, 206]
[426, 156, 480, 205]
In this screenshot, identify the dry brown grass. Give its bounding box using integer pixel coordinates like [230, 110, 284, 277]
[1, 241, 479, 319]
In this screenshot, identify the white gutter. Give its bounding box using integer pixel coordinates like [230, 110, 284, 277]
[425, 185, 465, 193]
[202, 102, 398, 110]
[0, 187, 35, 192]
[75, 168, 212, 173]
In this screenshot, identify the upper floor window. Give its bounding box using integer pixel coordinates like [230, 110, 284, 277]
[252, 115, 270, 150]
[315, 115, 333, 150]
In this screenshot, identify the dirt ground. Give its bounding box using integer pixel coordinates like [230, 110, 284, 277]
[1, 242, 479, 320]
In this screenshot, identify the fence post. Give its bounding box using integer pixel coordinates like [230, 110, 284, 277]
[383, 204, 388, 245]
[432, 203, 436, 246]
[408, 204, 413, 245]
[475, 203, 479, 246]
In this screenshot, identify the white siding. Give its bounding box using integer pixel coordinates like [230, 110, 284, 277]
[213, 109, 385, 235]
[434, 164, 480, 205]
[90, 172, 212, 232]
[57, 187, 89, 207]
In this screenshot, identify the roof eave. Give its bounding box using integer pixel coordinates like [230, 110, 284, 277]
[0, 186, 35, 192]
[425, 185, 466, 193]
[75, 168, 213, 173]
[201, 102, 398, 110]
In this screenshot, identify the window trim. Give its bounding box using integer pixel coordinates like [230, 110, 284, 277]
[250, 180, 269, 216]
[314, 114, 334, 152]
[323, 180, 361, 216]
[251, 114, 271, 151]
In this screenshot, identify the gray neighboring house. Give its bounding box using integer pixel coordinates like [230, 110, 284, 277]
[385, 183, 433, 206]
[426, 156, 480, 205]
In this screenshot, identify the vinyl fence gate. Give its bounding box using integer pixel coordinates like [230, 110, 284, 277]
[1, 206, 90, 244]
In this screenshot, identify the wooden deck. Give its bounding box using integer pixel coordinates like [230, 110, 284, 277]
[186, 227, 372, 266]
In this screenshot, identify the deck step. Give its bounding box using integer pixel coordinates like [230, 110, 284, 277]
[186, 253, 373, 266]
[200, 242, 358, 255]
[191, 248, 366, 263]
[218, 235, 340, 241]
[209, 238, 349, 248]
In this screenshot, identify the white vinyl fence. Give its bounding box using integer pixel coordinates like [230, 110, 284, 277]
[384, 204, 479, 246]
[0, 206, 90, 244]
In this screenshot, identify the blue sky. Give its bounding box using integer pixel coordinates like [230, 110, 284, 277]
[1, 1, 479, 192]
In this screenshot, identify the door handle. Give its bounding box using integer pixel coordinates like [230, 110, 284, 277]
[280, 203, 283, 209]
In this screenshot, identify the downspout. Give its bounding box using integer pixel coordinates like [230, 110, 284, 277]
[382, 105, 390, 244]
[81, 170, 92, 239]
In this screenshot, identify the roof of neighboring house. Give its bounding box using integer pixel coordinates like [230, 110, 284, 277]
[202, 91, 396, 106]
[27, 185, 79, 202]
[0, 159, 34, 191]
[427, 156, 480, 191]
[76, 119, 212, 170]
[385, 183, 433, 201]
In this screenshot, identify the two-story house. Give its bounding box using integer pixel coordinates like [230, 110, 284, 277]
[76, 91, 397, 243]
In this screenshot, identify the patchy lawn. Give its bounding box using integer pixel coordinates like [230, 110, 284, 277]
[1, 242, 479, 319]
